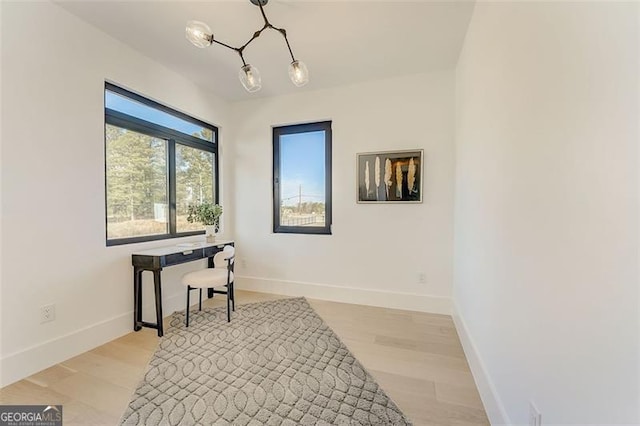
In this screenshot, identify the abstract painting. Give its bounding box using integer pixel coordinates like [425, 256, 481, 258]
[357, 150, 423, 203]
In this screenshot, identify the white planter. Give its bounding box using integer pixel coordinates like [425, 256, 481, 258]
[205, 225, 217, 242]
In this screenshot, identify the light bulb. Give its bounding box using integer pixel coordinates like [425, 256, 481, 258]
[185, 20, 212, 48]
[288, 60, 309, 87]
[239, 64, 262, 93]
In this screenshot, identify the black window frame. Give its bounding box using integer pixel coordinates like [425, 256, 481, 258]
[273, 121, 332, 235]
[104, 82, 219, 246]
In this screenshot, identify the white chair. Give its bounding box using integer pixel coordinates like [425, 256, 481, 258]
[181, 245, 235, 326]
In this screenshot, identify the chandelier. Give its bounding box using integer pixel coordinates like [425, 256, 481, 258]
[186, 0, 309, 93]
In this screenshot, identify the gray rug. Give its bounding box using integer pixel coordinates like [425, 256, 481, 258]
[120, 297, 411, 425]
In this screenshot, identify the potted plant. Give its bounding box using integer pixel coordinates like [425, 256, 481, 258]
[187, 202, 223, 242]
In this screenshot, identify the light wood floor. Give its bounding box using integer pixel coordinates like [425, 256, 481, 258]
[0, 291, 488, 425]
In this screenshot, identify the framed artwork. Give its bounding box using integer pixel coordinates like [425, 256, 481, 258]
[357, 149, 423, 203]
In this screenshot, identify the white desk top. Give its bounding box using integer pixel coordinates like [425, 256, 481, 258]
[131, 239, 234, 256]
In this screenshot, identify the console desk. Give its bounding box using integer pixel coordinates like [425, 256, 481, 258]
[131, 239, 234, 337]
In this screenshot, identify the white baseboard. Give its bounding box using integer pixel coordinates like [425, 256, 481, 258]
[0, 312, 131, 387]
[0, 291, 186, 388]
[452, 301, 511, 425]
[235, 275, 452, 315]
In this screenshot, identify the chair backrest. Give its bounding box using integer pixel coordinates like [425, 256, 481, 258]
[213, 245, 235, 268]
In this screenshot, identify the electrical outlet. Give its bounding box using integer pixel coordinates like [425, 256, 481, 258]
[529, 401, 541, 426]
[241, 258, 248, 269]
[418, 273, 427, 284]
[40, 304, 56, 323]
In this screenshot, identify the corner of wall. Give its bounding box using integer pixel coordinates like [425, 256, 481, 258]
[452, 301, 511, 426]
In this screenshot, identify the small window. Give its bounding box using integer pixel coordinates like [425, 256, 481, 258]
[273, 121, 332, 234]
[105, 83, 218, 246]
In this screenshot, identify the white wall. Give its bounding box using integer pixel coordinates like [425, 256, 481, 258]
[454, 2, 639, 424]
[0, 1, 4, 369]
[0, 1, 231, 386]
[231, 71, 455, 313]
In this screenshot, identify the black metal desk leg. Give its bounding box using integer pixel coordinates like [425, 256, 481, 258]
[133, 267, 143, 331]
[153, 270, 164, 337]
[207, 256, 215, 299]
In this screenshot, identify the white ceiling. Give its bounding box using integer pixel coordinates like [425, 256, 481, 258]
[56, 0, 475, 101]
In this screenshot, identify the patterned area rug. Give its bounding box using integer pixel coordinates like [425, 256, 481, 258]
[120, 297, 411, 425]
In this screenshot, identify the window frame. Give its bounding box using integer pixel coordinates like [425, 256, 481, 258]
[104, 82, 219, 246]
[272, 121, 332, 235]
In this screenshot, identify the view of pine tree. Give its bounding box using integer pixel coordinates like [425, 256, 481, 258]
[105, 124, 168, 238]
[176, 145, 214, 207]
[176, 142, 215, 232]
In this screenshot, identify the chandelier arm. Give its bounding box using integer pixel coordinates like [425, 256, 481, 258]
[256, 1, 271, 27]
[237, 51, 248, 66]
[255, 1, 296, 61]
[238, 23, 269, 53]
[272, 26, 296, 62]
[210, 39, 247, 65]
[211, 38, 240, 53]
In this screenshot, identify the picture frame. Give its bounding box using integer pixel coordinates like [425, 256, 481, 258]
[356, 149, 423, 203]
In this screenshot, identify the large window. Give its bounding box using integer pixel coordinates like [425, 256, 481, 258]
[273, 121, 332, 234]
[105, 83, 218, 245]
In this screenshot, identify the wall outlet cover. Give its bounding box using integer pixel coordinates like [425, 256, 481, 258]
[40, 304, 56, 323]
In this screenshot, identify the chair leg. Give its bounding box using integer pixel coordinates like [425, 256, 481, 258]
[185, 286, 191, 327]
[231, 282, 235, 311]
[199, 289, 202, 311]
[226, 291, 231, 322]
